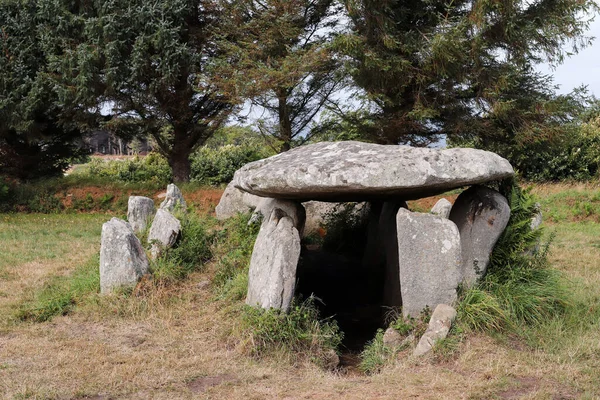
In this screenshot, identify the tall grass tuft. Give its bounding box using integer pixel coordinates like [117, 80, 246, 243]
[239, 297, 343, 364]
[151, 213, 214, 284]
[211, 213, 260, 300]
[458, 179, 570, 332]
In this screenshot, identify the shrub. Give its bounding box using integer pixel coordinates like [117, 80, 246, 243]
[320, 203, 369, 257]
[240, 297, 343, 364]
[190, 144, 271, 186]
[87, 153, 171, 184]
[151, 214, 214, 284]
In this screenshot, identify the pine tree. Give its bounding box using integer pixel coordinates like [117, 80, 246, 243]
[215, 0, 343, 152]
[0, 0, 85, 180]
[339, 0, 597, 147]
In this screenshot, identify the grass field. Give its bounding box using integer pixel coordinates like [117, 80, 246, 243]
[1, 184, 600, 399]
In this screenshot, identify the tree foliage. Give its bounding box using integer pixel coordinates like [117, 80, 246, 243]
[338, 0, 597, 148]
[0, 0, 85, 180]
[215, 0, 344, 152]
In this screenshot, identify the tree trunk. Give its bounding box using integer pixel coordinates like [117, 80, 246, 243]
[278, 92, 293, 152]
[169, 134, 193, 182]
[169, 153, 191, 182]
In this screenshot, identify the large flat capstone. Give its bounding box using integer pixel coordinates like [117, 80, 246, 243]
[232, 141, 514, 201]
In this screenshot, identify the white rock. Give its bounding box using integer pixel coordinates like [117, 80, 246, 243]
[414, 304, 457, 356]
[100, 218, 149, 294]
[246, 207, 303, 311]
[249, 198, 306, 236]
[127, 196, 155, 234]
[215, 181, 262, 220]
[431, 198, 452, 219]
[449, 186, 510, 286]
[160, 183, 186, 212]
[148, 209, 181, 259]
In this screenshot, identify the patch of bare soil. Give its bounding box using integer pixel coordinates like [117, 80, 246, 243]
[409, 193, 459, 212]
[187, 373, 238, 394]
[184, 188, 224, 214]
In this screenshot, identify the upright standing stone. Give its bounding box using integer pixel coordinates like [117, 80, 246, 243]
[160, 183, 187, 212]
[100, 218, 149, 294]
[249, 198, 306, 236]
[127, 196, 156, 234]
[413, 304, 457, 357]
[215, 181, 262, 220]
[147, 209, 181, 259]
[397, 208, 462, 318]
[449, 185, 510, 286]
[431, 198, 452, 219]
[246, 204, 304, 311]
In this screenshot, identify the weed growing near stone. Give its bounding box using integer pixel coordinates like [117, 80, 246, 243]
[239, 297, 343, 365]
[458, 180, 569, 332]
[211, 213, 260, 301]
[151, 213, 214, 284]
[359, 329, 394, 374]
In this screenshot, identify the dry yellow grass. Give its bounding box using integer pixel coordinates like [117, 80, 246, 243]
[2, 185, 600, 399]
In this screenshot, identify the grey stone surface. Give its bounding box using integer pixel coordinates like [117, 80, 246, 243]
[322, 349, 340, 370]
[397, 208, 462, 318]
[531, 203, 543, 230]
[100, 218, 149, 294]
[160, 183, 187, 212]
[148, 209, 181, 259]
[232, 141, 514, 201]
[246, 207, 302, 311]
[383, 327, 403, 347]
[127, 196, 156, 234]
[249, 198, 306, 235]
[215, 181, 262, 220]
[449, 186, 510, 286]
[431, 198, 452, 219]
[414, 304, 457, 357]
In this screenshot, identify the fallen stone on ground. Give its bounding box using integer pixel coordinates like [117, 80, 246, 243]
[127, 196, 155, 234]
[449, 185, 510, 286]
[233, 141, 514, 201]
[397, 208, 462, 318]
[148, 209, 181, 259]
[414, 304, 457, 356]
[100, 218, 149, 294]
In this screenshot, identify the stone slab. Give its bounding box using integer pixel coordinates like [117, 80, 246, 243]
[232, 141, 514, 201]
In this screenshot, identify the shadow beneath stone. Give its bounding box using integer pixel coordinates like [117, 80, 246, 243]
[296, 247, 387, 352]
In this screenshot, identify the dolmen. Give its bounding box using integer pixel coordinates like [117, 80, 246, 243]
[217, 141, 514, 317]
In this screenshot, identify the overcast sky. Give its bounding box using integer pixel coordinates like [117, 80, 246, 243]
[539, 12, 600, 97]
